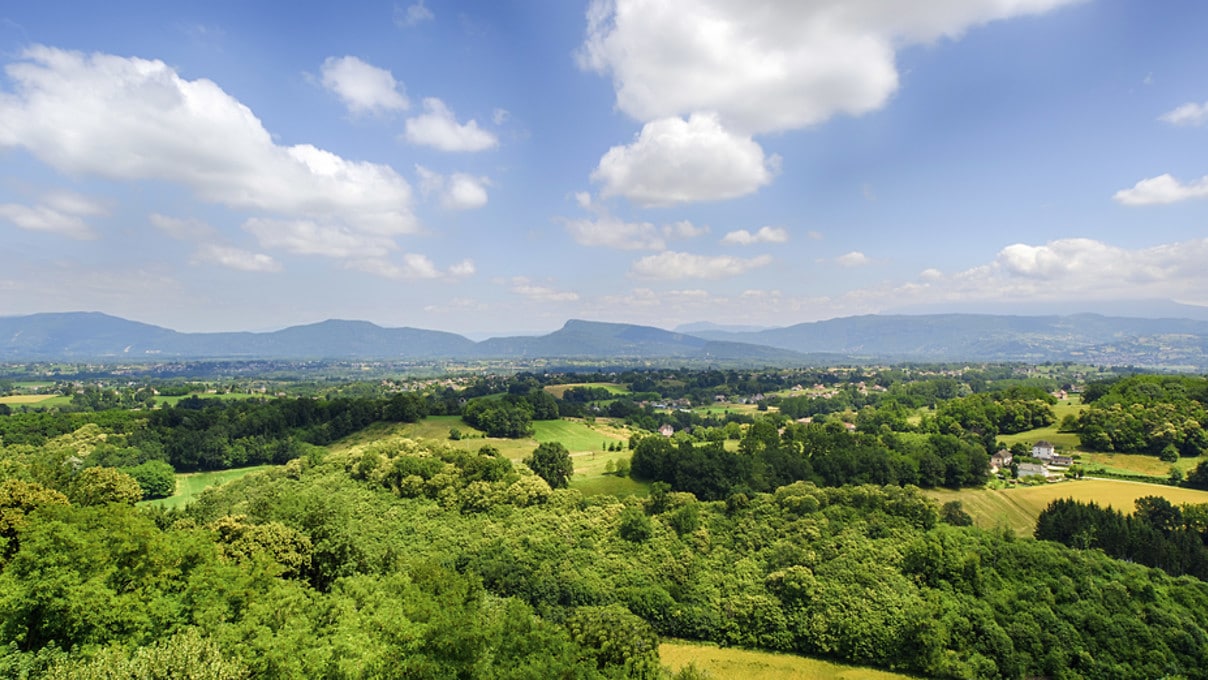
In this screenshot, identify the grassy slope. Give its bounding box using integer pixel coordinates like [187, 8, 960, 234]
[925, 479, 1208, 535]
[542, 383, 630, 399]
[339, 415, 644, 496]
[660, 641, 915, 680]
[995, 398, 1086, 450]
[0, 394, 59, 404]
[144, 465, 274, 510]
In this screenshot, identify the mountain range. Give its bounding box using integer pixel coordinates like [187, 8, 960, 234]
[3, 311, 1208, 368]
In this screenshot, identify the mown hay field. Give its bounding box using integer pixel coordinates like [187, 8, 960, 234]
[925, 479, 1208, 535]
[659, 640, 916, 680]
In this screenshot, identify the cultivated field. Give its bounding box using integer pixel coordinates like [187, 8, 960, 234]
[659, 640, 915, 680]
[145, 465, 273, 509]
[0, 394, 60, 404]
[925, 479, 1208, 535]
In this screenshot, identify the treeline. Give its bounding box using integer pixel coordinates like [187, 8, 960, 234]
[1036, 496, 1208, 579]
[1074, 375, 1208, 458]
[630, 420, 989, 500]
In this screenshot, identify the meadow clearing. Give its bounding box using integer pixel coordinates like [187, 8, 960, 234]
[144, 465, 274, 509]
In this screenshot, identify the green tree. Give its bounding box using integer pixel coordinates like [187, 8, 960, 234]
[524, 442, 573, 489]
[123, 460, 176, 500]
[69, 467, 142, 506]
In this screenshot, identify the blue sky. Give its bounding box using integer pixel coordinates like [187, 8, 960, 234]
[2, 0, 1207, 335]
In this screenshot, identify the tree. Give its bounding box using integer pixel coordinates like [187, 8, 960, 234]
[524, 442, 573, 489]
[69, 467, 142, 506]
[940, 500, 974, 526]
[123, 461, 176, 500]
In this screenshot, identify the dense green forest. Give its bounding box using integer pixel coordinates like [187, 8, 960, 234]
[3, 364, 1208, 678]
[3, 437, 1207, 678]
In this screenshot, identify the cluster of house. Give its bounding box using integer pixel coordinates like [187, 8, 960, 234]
[989, 440, 1074, 480]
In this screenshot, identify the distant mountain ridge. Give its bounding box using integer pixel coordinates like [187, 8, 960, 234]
[3, 311, 1208, 367]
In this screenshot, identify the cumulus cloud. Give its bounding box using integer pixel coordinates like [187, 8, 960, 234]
[415, 166, 490, 210]
[394, 1, 434, 27]
[320, 56, 409, 115]
[563, 193, 708, 249]
[195, 244, 282, 273]
[404, 98, 498, 152]
[872, 237, 1208, 308]
[592, 113, 778, 206]
[152, 213, 281, 273]
[347, 254, 473, 280]
[630, 251, 772, 280]
[0, 202, 97, 240]
[244, 218, 395, 258]
[0, 47, 418, 241]
[579, 0, 1080, 135]
[835, 251, 871, 267]
[0, 190, 107, 240]
[509, 277, 580, 302]
[721, 226, 789, 246]
[1113, 174, 1208, 206]
[579, 0, 1076, 206]
[1159, 101, 1208, 127]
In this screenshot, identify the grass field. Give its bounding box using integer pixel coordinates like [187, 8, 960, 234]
[543, 382, 630, 399]
[1078, 451, 1201, 477]
[0, 394, 60, 404]
[659, 640, 914, 680]
[925, 479, 1208, 535]
[996, 398, 1086, 450]
[342, 416, 641, 495]
[144, 465, 273, 510]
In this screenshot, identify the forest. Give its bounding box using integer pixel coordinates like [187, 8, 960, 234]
[1, 364, 1208, 678]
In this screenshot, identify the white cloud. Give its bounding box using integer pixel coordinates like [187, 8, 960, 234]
[492, 108, 510, 125]
[415, 165, 490, 210]
[1159, 101, 1208, 127]
[1113, 174, 1208, 206]
[404, 98, 498, 152]
[630, 251, 772, 280]
[563, 193, 708, 249]
[244, 218, 395, 258]
[319, 56, 409, 115]
[835, 251, 871, 267]
[0, 47, 418, 239]
[449, 259, 476, 278]
[870, 237, 1208, 308]
[579, 0, 1080, 136]
[346, 254, 470, 280]
[592, 113, 778, 206]
[721, 226, 788, 245]
[0, 202, 96, 240]
[395, 1, 434, 28]
[666, 220, 709, 239]
[195, 244, 282, 273]
[509, 277, 580, 302]
[807, 230, 824, 240]
[152, 213, 282, 273]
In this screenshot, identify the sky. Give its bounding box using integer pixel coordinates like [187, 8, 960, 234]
[1, 0, 1207, 336]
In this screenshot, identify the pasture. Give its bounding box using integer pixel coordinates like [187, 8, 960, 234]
[542, 382, 630, 399]
[659, 640, 915, 680]
[925, 479, 1208, 535]
[1078, 451, 1201, 478]
[996, 397, 1086, 450]
[145, 465, 273, 509]
[156, 392, 265, 406]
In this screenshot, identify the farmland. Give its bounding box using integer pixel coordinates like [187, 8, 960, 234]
[925, 478, 1208, 535]
[660, 640, 915, 680]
